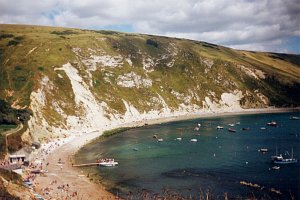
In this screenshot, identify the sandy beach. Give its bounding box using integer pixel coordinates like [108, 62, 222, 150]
[32, 107, 299, 199]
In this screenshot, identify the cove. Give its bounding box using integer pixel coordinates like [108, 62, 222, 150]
[75, 112, 300, 199]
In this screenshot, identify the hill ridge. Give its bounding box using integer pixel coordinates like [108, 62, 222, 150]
[0, 24, 299, 140]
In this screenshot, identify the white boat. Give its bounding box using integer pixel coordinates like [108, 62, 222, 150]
[271, 146, 283, 161]
[273, 148, 298, 165]
[228, 124, 235, 127]
[194, 127, 200, 131]
[266, 121, 277, 127]
[197, 123, 201, 127]
[259, 148, 268, 153]
[176, 137, 182, 141]
[190, 139, 197, 142]
[260, 127, 266, 130]
[216, 126, 224, 129]
[290, 116, 300, 120]
[157, 138, 163, 142]
[99, 159, 118, 167]
[272, 166, 280, 170]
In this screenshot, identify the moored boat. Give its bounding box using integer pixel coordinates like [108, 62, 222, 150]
[216, 126, 224, 130]
[274, 158, 297, 164]
[228, 128, 236, 133]
[290, 116, 300, 120]
[98, 159, 118, 167]
[190, 139, 197, 142]
[157, 138, 163, 142]
[272, 148, 298, 164]
[259, 148, 268, 153]
[266, 121, 277, 127]
[271, 146, 283, 161]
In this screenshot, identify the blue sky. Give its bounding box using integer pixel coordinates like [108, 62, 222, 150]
[0, 0, 299, 54]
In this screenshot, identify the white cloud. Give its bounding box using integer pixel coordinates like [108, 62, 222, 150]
[0, 0, 299, 53]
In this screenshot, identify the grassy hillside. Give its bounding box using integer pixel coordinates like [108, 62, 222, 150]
[0, 24, 299, 136]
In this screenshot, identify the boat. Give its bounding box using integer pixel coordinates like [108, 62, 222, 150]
[260, 127, 266, 130]
[228, 128, 236, 133]
[176, 137, 182, 141]
[133, 148, 139, 151]
[274, 157, 298, 164]
[242, 127, 250, 131]
[98, 159, 118, 167]
[195, 133, 201, 136]
[228, 123, 235, 127]
[259, 148, 268, 153]
[157, 138, 163, 142]
[216, 126, 224, 130]
[197, 123, 201, 127]
[271, 146, 283, 161]
[153, 134, 158, 139]
[290, 116, 300, 120]
[194, 127, 200, 131]
[236, 122, 240, 125]
[273, 148, 298, 164]
[190, 139, 197, 142]
[266, 121, 277, 127]
[272, 166, 280, 170]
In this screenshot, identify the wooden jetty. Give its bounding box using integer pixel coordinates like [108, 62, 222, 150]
[72, 163, 99, 167]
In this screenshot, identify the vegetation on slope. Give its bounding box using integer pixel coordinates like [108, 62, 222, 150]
[0, 24, 299, 130]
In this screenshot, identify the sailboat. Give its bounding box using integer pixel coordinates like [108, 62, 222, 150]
[271, 146, 283, 161]
[273, 148, 298, 164]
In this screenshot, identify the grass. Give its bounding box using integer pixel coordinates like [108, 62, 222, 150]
[0, 125, 18, 158]
[7, 123, 28, 153]
[0, 124, 17, 134]
[102, 127, 132, 137]
[0, 24, 299, 132]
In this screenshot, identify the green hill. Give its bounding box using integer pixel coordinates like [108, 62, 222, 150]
[0, 24, 299, 140]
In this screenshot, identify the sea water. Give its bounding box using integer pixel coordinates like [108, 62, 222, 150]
[75, 112, 300, 199]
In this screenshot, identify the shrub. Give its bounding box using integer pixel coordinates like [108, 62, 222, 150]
[51, 30, 78, 35]
[13, 36, 24, 41]
[0, 34, 14, 40]
[14, 66, 22, 70]
[7, 40, 20, 46]
[146, 39, 159, 48]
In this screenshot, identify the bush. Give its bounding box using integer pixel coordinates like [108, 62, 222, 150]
[51, 30, 78, 35]
[0, 99, 32, 125]
[7, 40, 20, 46]
[13, 36, 24, 41]
[146, 39, 159, 48]
[14, 66, 22, 70]
[0, 34, 14, 40]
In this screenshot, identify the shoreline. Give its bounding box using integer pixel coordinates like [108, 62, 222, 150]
[33, 107, 299, 199]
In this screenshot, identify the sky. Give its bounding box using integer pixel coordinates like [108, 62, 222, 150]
[0, 0, 299, 54]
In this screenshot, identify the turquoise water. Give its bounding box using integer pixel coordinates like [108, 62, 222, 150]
[76, 112, 300, 199]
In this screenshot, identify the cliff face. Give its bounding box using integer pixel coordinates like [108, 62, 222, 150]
[0, 25, 299, 139]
